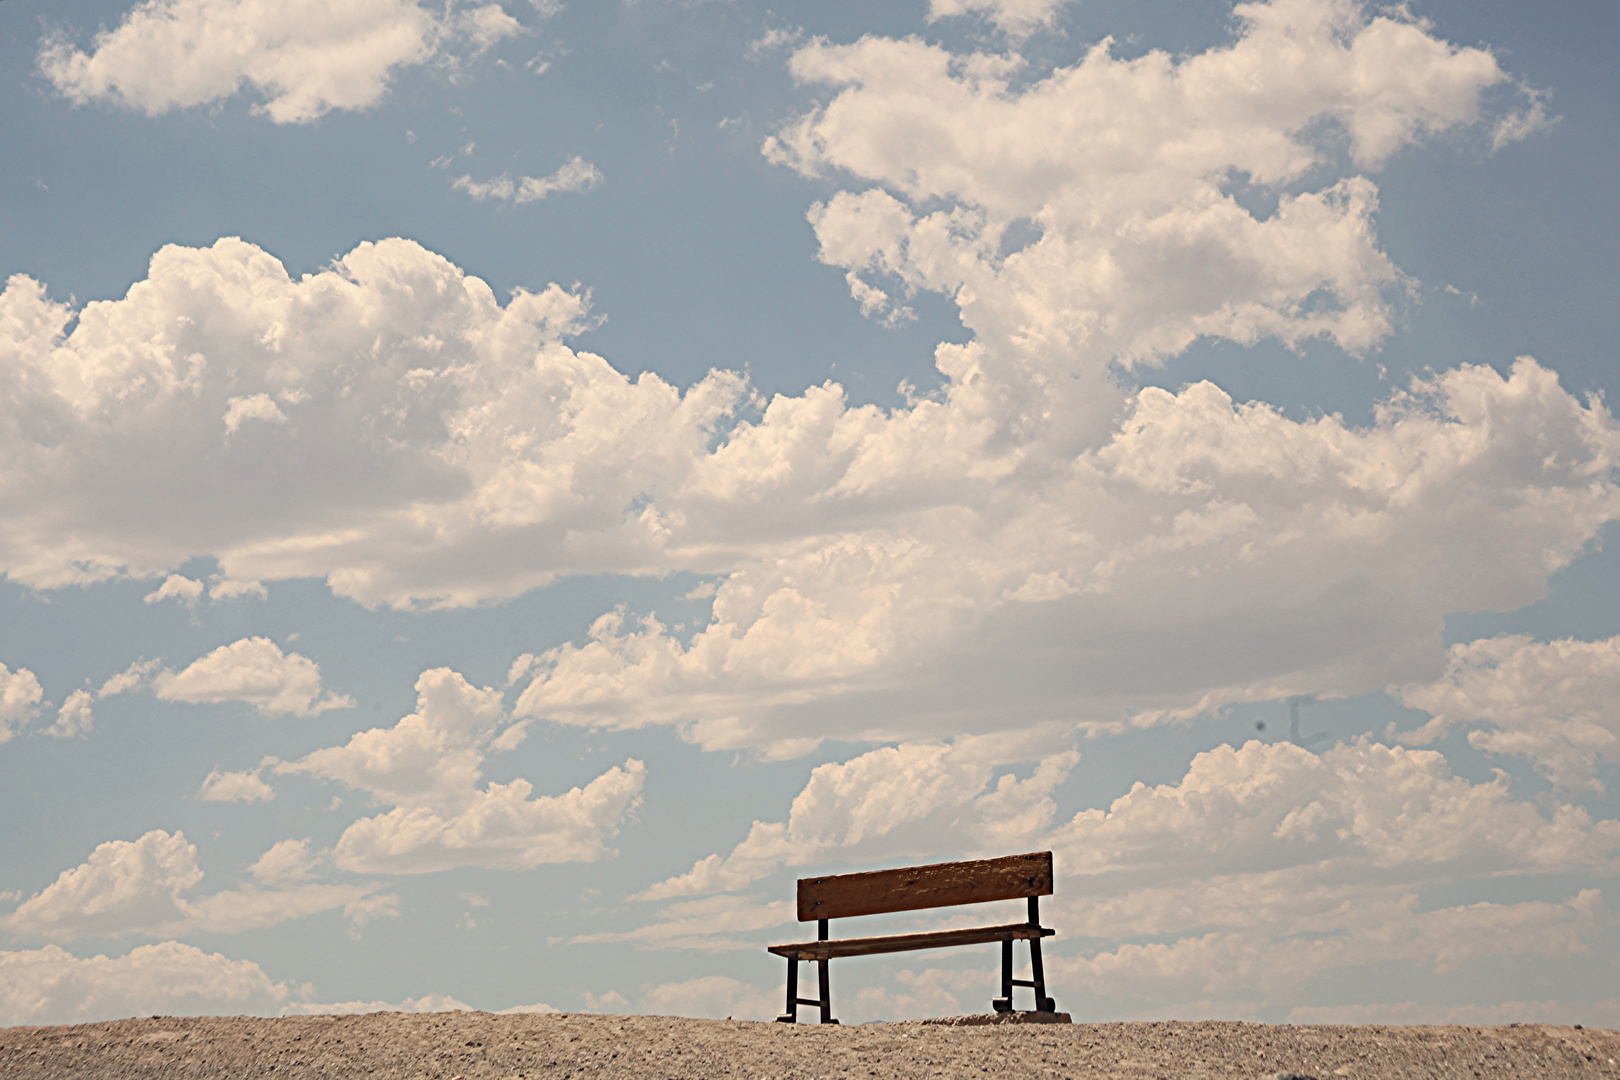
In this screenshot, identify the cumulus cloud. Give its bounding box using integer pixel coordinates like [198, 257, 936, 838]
[1, 1, 1610, 751]
[513, 357, 1620, 750]
[1399, 634, 1620, 791]
[637, 730, 1079, 900]
[154, 637, 354, 717]
[97, 659, 161, 699]
[0, 941, 297, 1027]
[1, 830, 379, 941]
[1041, 737, 1619, 1011]
[209, 576, 268, 601]
[198, 767, 276, 802]
[453, 156, 604, 204]
[0, 241, 743, 606]
[0, 662, 44, 743]
[927, 0, 1073, 37]
[1053, 889, 1601, 1009]
[278, 668, 646, 873]
[639, 975, 779, 1021]
[44, 689, 95, 738]
[143, 572, 266, 606]
[144, 573, 205, 606]
[248, 839, 315, 882]
[280, 991, 471, 1015]
[222, 392, 287, 434]
[279, 991, 558, 1015]
[768, 0, 1508, 371]
[37, 0, 524, 124]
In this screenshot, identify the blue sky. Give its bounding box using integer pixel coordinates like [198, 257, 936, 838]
[1, 0, 1618, 1026]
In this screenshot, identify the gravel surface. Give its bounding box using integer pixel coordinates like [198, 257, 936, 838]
[2, 1011, 1617, 1079]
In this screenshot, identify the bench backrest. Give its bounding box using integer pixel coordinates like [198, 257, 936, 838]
[796, 851, 1053, 922]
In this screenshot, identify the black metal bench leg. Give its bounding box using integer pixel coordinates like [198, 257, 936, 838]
[992, 934, 1013, 1012]
[777, 958, 798, 1022]
[817, 959, 836, 1024]
[1028, 936, 1056, 1013]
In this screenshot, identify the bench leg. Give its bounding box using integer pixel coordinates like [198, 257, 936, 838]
[992, 934, 1014, 1012]
[1028, 936, 1056, 1013]
[992, 935, 1058, 1014]
[776, 958, 798, 1022]
[817, 958, 836, 1024]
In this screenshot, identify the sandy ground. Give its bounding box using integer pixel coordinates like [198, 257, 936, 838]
[1, 1011, 1617, 1079]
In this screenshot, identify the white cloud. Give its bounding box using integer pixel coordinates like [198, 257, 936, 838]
[0, 941, 297, 1027]
[154, 637, 354, 717]
[1046, 739, 1620, 894]
[1398, 634, 1620, 791]
[249, 839, 314, 882]
[453, 156, 604, 205]
[1053, 890, 1602, 1007]
[45, 689, 94, 738]
[37, 0, 523, 124]
[279, 667, 647, 873]
[927, 0, 1073, 37]
[4, 246, 1615, 754]
[5, 830, 200, 940]
[769, 0, 1510, 373]
[639, 975, 779, 1020]
[98, 659, 161, 699]
[144, 573, 205, 606]
[637, 730, 1079, 900]
[1, 830, 378, 941]
[458, 3, 524, 52]
[143, 573, 265, 606]
[342, 892, 402, 928]
[209, 575, 268, 601]
[281, 991, 478, 1015]
[512, 358, 1620, 750]
[746, 27, 802, 62]
[497, 999, 562, 1014]
[582, 989, 630, 1012]
[223, 392, 287, 434]
[848, 966, 992, 1022]
[1036, 739, 1619, 1010]
[0, 241, 743, 607]
[0, 662, 44, 743]
[198, 767, 276, 802]
[1492, 85, 1559, 151]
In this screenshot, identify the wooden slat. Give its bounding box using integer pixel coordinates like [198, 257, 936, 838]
[768, 922, 1055, 961]
[796, 852, 1053, 921]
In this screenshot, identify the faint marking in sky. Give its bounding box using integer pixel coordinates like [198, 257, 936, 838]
[1254, 696, 1331, 750]
[1287, 695, 1332, 750]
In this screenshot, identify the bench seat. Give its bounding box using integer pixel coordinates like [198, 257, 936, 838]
[769, 922, 1054, 962]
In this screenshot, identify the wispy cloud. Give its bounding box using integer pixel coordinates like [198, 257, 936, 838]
[454, 156, 603, 205]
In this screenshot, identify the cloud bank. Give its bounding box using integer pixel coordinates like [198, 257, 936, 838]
[621, 733, 1620, 1015]
[0, 942, 297, 1026]
[1, 0, 1601, 757]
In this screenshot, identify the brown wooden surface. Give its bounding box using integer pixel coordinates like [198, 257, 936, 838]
[796, 852, 1053, 921]
[768, 922, 1055, 961]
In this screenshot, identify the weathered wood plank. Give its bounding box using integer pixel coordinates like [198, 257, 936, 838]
[768, 922, 1055, 961]
[796, 852, 1053, 921]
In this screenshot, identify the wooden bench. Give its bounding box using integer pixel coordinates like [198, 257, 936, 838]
[767, 851, 1058, 1023]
